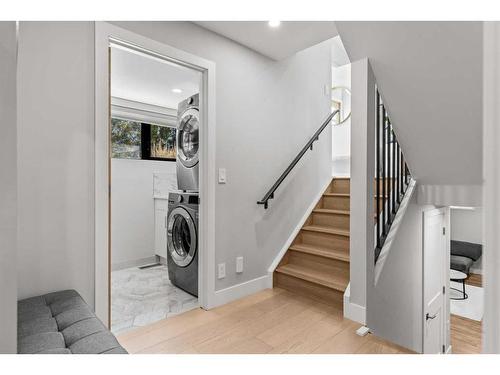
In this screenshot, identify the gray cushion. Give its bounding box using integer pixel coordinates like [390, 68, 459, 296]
[69, 331, 123, 354]
[451, 255, 474, 274]
[55, 306, 95, 331]
[18, 332, 65, 354]
[18, 316, 58, 339]
[451, 240, 482, 261]
[62, 318, 106, 346]
[18, 305, 52, 324]
[17, 289, 127, 354]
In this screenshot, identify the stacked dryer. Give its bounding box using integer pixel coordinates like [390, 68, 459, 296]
[166, 93, 200, 297]
[176, 93, 199, 193]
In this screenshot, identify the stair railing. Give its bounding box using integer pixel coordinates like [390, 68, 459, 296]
[257, 110, 339, 209]
[375, 89, 411, 261]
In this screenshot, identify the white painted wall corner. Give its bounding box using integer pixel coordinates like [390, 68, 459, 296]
[343, 283, 366, 324]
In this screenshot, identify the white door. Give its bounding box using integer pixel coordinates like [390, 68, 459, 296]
[423, 208, 447, 354]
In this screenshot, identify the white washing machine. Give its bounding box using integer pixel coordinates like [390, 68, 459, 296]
[176, 93, 199, 192]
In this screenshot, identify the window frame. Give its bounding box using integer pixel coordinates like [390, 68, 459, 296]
[110, 117, 177, 162]
[140, 122, 177, 162]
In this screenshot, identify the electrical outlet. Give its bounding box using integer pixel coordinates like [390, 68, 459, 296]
[217, 263, 226, 279]
[236, 257, 243, 273]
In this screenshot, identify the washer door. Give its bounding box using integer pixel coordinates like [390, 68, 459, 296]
[177, 108, 199, 168]
[167, 207, 197, 267]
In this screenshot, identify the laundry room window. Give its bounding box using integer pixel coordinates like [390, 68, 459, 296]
[110, 118, 142, 159]
[141, 124, 177, 161]
[110, 118, 176, 162]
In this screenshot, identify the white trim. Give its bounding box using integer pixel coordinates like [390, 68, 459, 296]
[267, 176, 332, 273]
[483, 21, 499, 354]
[343, 283, 366, 324]
[94, 22, 217, 326]
[211, 275, 272, 308]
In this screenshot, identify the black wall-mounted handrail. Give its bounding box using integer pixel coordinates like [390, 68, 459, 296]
[257, 110, 339, 209]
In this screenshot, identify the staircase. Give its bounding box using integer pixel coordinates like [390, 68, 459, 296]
[274, 177, 351, 307]
[273, 176, 392, 307]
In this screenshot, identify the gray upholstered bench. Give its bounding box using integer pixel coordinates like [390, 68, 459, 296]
[17, 289, 127, 354]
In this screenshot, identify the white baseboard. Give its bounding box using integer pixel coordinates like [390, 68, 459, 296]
[343, 283, 366, 324]
[268, 176, 333, 273]
[210, 274, 272, 308]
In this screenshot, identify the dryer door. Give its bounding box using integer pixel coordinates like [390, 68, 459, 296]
[167, 207, 197, 267]
[177, 108, 199, 168]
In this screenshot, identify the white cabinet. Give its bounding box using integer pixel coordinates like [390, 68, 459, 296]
[154, 198, 169, 259]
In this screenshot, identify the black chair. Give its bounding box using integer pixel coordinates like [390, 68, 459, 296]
[450, 240, 482, 276]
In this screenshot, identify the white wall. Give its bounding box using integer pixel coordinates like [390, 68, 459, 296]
[451, 208, 483, 244]
[0, 21, 18, 354]
[17, 21, 332, 303]
[111, 158, 175, 269]
[451, 207, 483, 273]
[331, 63, 351, 177]
[346, 58, 375, 323]
[483, 21, 500, 353]
[17, 22, 95, 303]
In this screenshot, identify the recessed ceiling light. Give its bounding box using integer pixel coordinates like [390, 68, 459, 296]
[268, 21, 281, 28]
[171, 88, 182, 93]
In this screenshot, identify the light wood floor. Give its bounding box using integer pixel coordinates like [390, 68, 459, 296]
[451, 315, 482, 354]
[117, 288, 483, 354]
[117, 288, 413, 354]
[465, 273, 482, 288]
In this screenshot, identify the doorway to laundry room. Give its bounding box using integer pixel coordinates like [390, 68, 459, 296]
[108, 42, 203, 335]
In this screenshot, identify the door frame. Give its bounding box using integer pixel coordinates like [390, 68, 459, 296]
[94, 22, 217, 326]
[422, 207, 449, 353]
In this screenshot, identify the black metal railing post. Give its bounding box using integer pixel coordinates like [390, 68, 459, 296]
[382, 107, 387, 238]
[376, 91, 381, 249]
[375, 89, 411, 262]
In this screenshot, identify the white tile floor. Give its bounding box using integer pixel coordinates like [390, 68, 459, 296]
[111, 264, 198, 334]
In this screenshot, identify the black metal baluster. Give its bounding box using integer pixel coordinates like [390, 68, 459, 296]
[386, 117, 392, 223]
[396, 141, 400, 205]
[392, 128, 396, 214]
[400, 152, 404, 197]
[382, 106, 386, 236]
[376, 91, 381, 249]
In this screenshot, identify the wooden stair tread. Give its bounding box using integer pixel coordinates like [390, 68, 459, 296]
[302, 225, 350, 237]
[289, 243, 350, 263]
[313, 208, 349, 215]
[275, 263, 348, 292]
[323, 193, 349, 197]
[323, 192, 389, 198]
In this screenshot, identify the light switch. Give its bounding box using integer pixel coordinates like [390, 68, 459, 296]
[236, 257, 243, 273]
[218, 168, 227, 184]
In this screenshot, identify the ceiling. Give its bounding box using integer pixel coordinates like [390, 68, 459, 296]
[336, 21, 483, 185]
[195, 21, 338, 60]
[110, 45, 201, 109]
